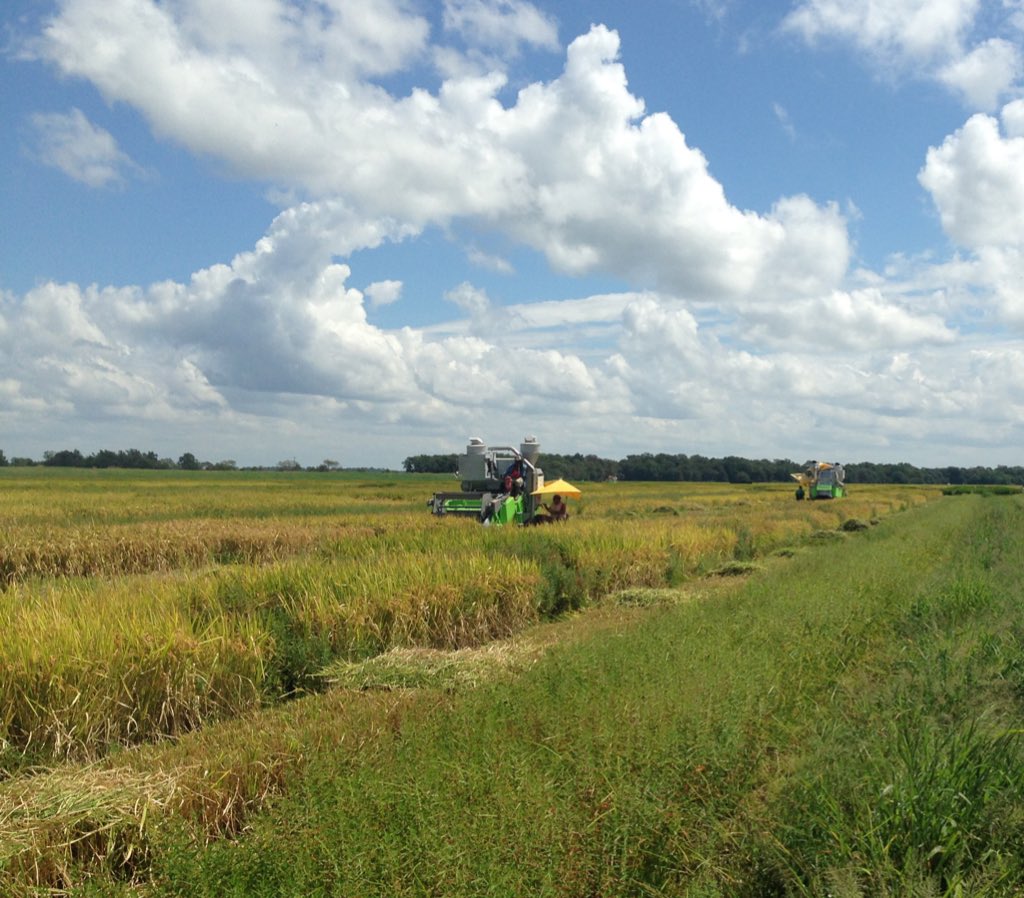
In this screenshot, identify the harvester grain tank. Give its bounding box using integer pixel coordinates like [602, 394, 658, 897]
[792, 461, 846, 500]
[429, 437, 545, 525]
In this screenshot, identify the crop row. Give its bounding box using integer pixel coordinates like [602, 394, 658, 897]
[0, 478, 915, 584]
[0, 517, 728, 764]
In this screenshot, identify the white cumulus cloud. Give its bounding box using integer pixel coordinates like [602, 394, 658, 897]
[442, 0, 559, 56]
[919, 107, 1024, 250]
[28, 107, 140, 186]
[365, 280, 403, 307]
[938, 37, 1022, 110]
[35, 6, 850, 308]
[784, 0, 1023, 111]
[783, 0, 980, 64]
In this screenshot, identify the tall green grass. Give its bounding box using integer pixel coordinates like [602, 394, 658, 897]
[764, 499, 1024, 895]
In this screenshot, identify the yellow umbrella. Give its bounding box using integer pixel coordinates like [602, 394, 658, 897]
[531, 478, 582, 499]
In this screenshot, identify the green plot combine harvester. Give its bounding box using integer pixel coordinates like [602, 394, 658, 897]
[429, 437, 545, 525]
[792, 460, 846, 500]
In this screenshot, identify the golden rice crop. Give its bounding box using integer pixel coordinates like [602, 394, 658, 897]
[188, 544, 544, 654]
[0, 579, 268, 762]
[1, 530, 545, 760]
[0, 519, 382, 585]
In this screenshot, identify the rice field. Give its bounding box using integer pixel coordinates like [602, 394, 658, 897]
[0, 470, 931, 765]
[0, 468, 943, 893]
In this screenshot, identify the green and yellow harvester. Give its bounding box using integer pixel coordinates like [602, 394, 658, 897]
[792, 460, 847, 500]
[429, 437, 545, 525]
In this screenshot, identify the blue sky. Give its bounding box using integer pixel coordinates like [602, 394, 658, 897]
[2, 0, 1024, 469]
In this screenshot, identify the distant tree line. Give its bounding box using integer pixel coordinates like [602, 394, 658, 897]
[402, 454, 458, 474]
[402, 452, 622, 480]
[618, 454, 1024, 486]
[404, 450, 1024, 485]
[0, 449, 342, 472]
[29, 449, 237, 470]
[41, 448, 175, 469]
[3, 446, 1023, 485]
[537, 452, 622, 481]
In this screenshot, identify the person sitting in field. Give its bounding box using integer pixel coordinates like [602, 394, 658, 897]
[539, 494, 567, 522]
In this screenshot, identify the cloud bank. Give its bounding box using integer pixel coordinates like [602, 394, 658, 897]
[3, 0, 1024, 467]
